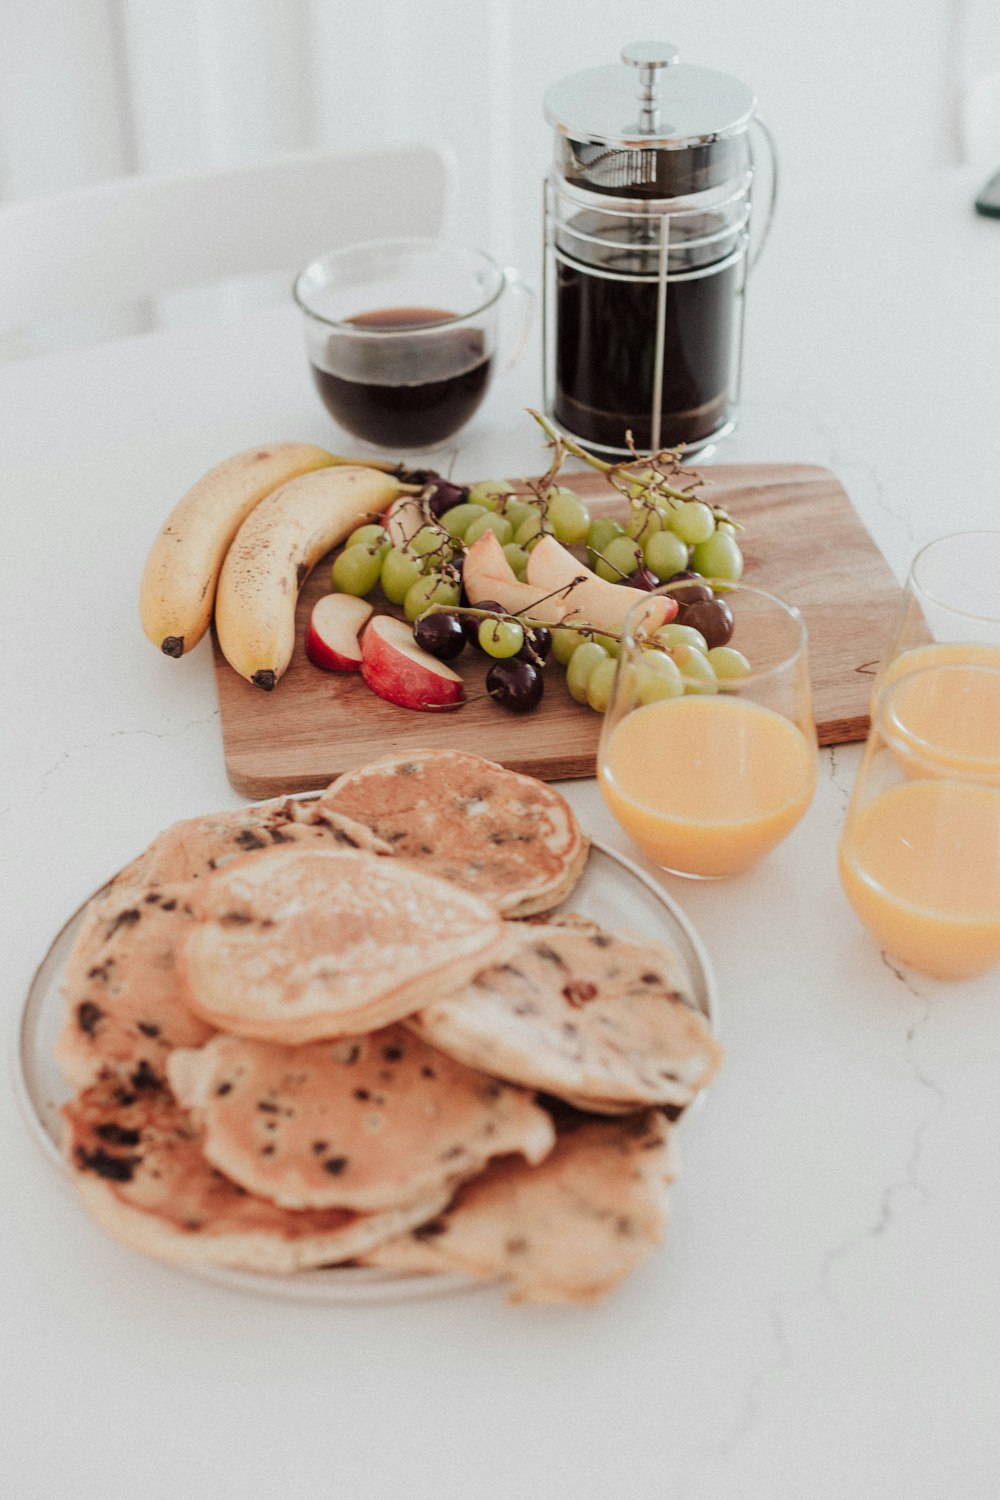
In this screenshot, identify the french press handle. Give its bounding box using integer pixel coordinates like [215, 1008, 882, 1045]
[749, 117, 779, 270]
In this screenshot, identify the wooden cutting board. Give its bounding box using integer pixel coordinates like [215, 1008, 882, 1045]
[213, 464, 901, 797]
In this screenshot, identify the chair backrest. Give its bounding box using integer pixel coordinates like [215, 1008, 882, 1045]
[0, 143, 452, 338]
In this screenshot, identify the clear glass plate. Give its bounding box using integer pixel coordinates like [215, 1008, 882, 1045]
[15, 835, 717, 1304]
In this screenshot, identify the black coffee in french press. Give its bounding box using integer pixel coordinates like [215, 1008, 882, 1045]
[543, 42, 775, 457]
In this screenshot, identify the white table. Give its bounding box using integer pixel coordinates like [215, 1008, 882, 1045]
[2, 165, 998, 1500]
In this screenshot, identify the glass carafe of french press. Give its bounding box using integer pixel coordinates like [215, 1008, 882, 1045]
[543, 41, 776, 457]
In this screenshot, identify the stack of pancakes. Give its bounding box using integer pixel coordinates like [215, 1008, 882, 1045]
[56, 751, 721, 1305]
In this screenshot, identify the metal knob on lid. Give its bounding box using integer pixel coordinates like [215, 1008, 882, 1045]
[620, 40, 680, 134]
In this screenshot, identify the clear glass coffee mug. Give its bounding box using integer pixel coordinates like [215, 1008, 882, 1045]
[839, 662, 1000, 981]
[596, 581, 817, 879]
[294, 238, 533, 453]
[873, 530, 1000, 701]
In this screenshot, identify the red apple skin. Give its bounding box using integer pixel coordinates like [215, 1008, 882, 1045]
[305, 593, 373, 672]
[305, 618, 362, 672]
[360, 616, 465, 711]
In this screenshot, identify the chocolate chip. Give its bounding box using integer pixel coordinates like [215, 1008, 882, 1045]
[106, 908, 141, 939]
[323, 1157, 348, 1175]
[94, 1123, 141, 1147]
[382, 1044, 404, 1062]
[130, 1060, 161, 1092]
[136, 1022, 160, 1038]
[311, 1141, 328, 1155]
[76, 1001, 104, 1035]
[235, 830, 267, 851]
[75, 1146, 137, 1182]
[215, 1082, 233, 1097]
[562, 980, 598, 1007]
[353, 1088, 371, 1101]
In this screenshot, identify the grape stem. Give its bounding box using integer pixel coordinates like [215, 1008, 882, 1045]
[528, 409, 693, 505]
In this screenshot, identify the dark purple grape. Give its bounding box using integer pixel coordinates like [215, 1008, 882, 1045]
[680, 598, 734, 649]
[425, 479, 469, 517]
[463, 599, 503, 648]
[625, 566, 659, 592]
[486, 659, 544, 713]
[519, 625, 551, 664]
[666, 570, 714, 609]
[413, 612, 466, 661]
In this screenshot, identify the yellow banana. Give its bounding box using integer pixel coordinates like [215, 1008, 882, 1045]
[215, 465, 414, 690]
[140, 441, 338, 657]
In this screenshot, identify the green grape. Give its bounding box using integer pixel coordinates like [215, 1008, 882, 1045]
[643, 529, 689, 581]
[478, 616, 525, 659]
[624, 466, 659, 500]
[345, 523, 389, 553]
[331, 544, 383, 597]
[716, 519, 736, 537]
[586, 517, 624, 556]
[594, 535, 643, 583]
[707, 646, 752, 683]
[551, 627, 583, 666]
[380, 546, 423, 604]
[624, 505, 662, 545]
[501, 497, 536, 531]
[545, 486, 590, 544]
[585, 656, 618, 713]
[672, 643, 718, 694]
[465, 512, 514, 546]
[502, 542, 531, 579]
[566, 641, 609, 705]
[404, 572, 460, 623]
[514, 512, 551, 548]
[468, 479, 515, 510]
[590, 632, 621, 658]
[691, 531, 744, 582]
[441, 503, 487, 539]
[635, 649, 684, 703]
[407, 525, 451, 563]
[669, 499, 716, 546]
[653, 622, 709, 654]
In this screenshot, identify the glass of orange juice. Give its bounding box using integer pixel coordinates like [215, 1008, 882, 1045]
[875, 530, 1000, 698]
[838, 662, 1000, 980]
[597, 582, 817, 878]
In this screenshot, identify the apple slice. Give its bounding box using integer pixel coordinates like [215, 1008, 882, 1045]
[305, 594, 374, 672]
[360, 615, 464, 711]
[525, 534, 677, 635]
[462, 530, 574, 624]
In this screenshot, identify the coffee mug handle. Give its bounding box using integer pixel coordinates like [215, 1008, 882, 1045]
[497, 268, 535, 377]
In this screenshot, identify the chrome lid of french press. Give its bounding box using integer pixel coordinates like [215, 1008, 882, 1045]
[544, 42, 757, 197]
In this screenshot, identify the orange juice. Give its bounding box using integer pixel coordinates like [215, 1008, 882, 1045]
[882, 659, 1000, 784]
[599, 697, 816, 877]
[839, 780, 1000, 979]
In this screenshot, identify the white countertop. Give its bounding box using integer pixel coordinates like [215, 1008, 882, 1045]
[1, 163, 998, 1500]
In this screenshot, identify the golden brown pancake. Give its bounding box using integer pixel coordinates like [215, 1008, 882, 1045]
[55, 882, 214, 1091]
[178, 845, 506, 1043]
[167, 1026, 554, 1211]
[62, 1079, 451, 1273]
[362, 1111, 677, 1303]
[316, 750, 589, 917]
[409, 921, 721, 1114]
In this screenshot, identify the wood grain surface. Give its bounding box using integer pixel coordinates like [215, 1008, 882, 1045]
[212, 464, 901, 797]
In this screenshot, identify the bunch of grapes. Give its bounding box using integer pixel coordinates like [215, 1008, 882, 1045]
[322, 427, 751, 715]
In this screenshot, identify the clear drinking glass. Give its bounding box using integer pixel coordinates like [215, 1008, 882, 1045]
[294, 238, 533, 453]
[839, 662, 1000, 980]
[873, 530, 1000, 700]
[597, 581, 817, 878]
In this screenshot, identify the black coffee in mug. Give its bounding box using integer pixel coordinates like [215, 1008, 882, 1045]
[310, 306, 493, 449]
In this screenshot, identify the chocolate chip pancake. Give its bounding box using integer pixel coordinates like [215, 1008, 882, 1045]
[55, 882, 214, 1091]
[115, 798, 391, 887]
[315, 750, 589, 917]
[63, 1079, 450, 1273]
[178, 846, 507, 1043]
[167, 1026, 554, 1212]
[408, 921, 722, 1114]
[362, 1111, 677, 1304]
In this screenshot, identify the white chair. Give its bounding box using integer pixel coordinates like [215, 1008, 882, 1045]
[0, 143, 452, 343]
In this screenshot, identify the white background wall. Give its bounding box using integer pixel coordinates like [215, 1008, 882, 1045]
[2, 0, 998, 300]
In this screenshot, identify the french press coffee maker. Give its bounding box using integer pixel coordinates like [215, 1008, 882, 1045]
[543, 41, 776, 457]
